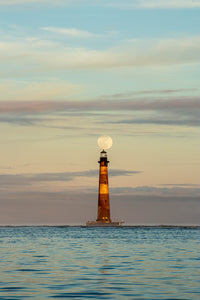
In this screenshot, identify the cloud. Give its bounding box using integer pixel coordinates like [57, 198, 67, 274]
[0, 115, 42, 126]
[106, 89, 198, 99]
[0, 95, 199, 128]
[1, 0, 200, 8]
[139, 0, 200, 9]
[113, 116, 200, 127]
[42, 27, 102, 38]
[159, 183, 200, 187]
[110, 169, 142, 176]
[0, 0, 54, 4]
[0, 97, 200, 114]
[0, 171, 199, 199]
[0, 0, 82, 4]
[0, 81, 80, 101]
[111, 185, 200, 197]
[0, 169, 141, 188]
[0, 186, 199, 225]
[106, 0, 200, 9]
[1, 36, 200, 73]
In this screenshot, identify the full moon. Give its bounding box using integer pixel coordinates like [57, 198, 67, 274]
[98, 135, 113, 150]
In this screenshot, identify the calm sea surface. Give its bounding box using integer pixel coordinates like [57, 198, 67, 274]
[0, 227, 199, 299]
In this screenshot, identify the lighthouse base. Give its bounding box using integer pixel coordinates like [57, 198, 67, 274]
[86, 220, 123, 227]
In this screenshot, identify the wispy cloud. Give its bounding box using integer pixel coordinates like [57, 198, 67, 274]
[0, 81, 80, 101]
[112, 116, 200, 127]
[1, 0, 200, 8]
[111, 185, 200, 197]
[1, 36, 200, 74]
[1, 188, 200, 225]
[0, 97, 200, 114]
[106, 89, 198, 99]
[0, 174, 199, 198]
[42, 27, 102, 38]
[159, 183, 200, 187]
[0, 96, 200, 128]
[0, 169, 141, 188]
[106, 0, 200, 9]
[139, 0, 200, 9]
[0, 0, 54, 5]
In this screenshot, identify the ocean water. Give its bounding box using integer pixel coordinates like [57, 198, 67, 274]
[0, 227, 199, 299]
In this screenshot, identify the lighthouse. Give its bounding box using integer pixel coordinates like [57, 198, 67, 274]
[97, 149, 111, 222]
[86, 136, 123, 227]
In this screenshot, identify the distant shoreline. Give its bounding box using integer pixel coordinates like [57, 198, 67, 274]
[0, 225, 200, 228]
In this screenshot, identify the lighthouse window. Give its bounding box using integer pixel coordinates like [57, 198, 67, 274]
[104, 180, 106, 184]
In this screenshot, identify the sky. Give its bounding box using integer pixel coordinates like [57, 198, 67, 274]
[0, 0, 200, 225]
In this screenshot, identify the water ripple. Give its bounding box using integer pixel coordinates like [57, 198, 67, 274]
[0, 227, 200, 299]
